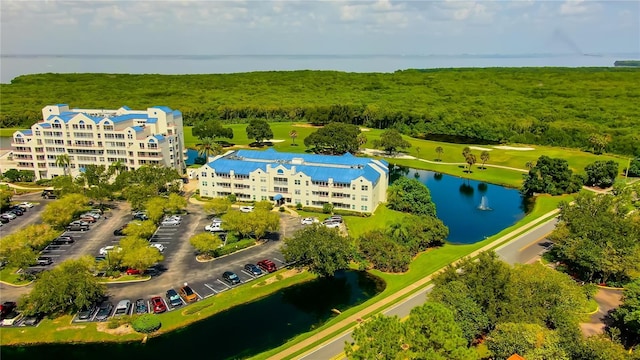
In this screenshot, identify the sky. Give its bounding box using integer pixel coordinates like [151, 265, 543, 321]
[1, 0, 638, 55]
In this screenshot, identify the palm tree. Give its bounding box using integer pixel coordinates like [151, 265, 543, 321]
[108, 160, 126, 177]
[435, 146, 444, 161]
[480, 151, 490, 169]
[55, 154, 71, 176]
[289, 129, 298, 145]
[465, 153, 477, 173]
[357, 133, 368, 149]
[197, 137, 222, 161]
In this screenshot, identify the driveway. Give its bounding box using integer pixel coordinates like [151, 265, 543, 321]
[580, 287, 624, 337]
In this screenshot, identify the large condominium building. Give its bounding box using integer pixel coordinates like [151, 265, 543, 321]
[11, 104, 185, 180]
[198, 149, 389, 213]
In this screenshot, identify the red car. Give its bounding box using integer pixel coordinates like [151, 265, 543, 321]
[257, 259, 277, 273]
[150, 296, 167, 314]
[125, 268, 141, 275]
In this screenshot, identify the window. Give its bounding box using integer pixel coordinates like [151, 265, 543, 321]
[294, 180, 301, 185]
[361, 185, 369, 191]
[260, 177, 266, 183]
[202, 181, 207, 186]
[294, 189, 301, 195]
[201, 172, 207, 177]
[139, 143, 145, 149]
[260, 186, 267, 192]
[361, 195, 368, 202]
[361, 206, 368, 211]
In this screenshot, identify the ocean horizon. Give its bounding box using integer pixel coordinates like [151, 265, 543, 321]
[2, 52, 638, 84]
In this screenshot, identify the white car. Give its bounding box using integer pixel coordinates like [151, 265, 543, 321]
[99, 246, 120, 256]
[301, 217, 319, 225]
[161, 217, 181, 226]
[2, 212, 17, 220]
[323, 221, 340, 229]
[18, 202, 34, 209]
[239, 206, 254, 213]
[150, 243, 165, 252]
[205, 223, 223, 232]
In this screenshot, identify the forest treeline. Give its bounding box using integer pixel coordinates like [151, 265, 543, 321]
[1, 68, 639, 155]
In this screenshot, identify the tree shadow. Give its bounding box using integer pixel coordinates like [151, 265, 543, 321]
[216, 141, 235, 148]
[249, 141, 273, 148]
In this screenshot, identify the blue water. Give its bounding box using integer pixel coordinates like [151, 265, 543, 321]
[398, 168, 528, 244]
[184, 149, 199, 165]
[2, 53, 636, 83]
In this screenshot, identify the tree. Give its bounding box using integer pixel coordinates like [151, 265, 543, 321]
[2, 169, 34, 182]
[480, 151, 490, 169]
[435, 146, 444, 161]
[41, 194, 90, 229]
[346, 302, 476, 360]
[0, 189, 12, 210]
[462, 146, 471, 158]
[589, 133, 611, 154]
[246, 119, 273, 144]
[357, 229, 411, 273]
[372, 128, 411, 155]
[196, 137, 223, 161]
[203, 197, 231, 216]
[108, 160, 126, 177]
[465, 153, 477, 173]
[122, 220, 157, 240]
[282, 225, 353, 277]
[386, 215, 448, 255]
[486, 323, 568, 360]
[191, 120, 233, 140]
[55, 154, 71, 176]
[20, 257, 106, 316]
[122, 184, 157, 210]
[144, 197, 168, 224]
[626, 157, 640, 177]
[386, 177, 437, 216]
[303, 122, 361, 154]
[165, 193, 187, 213]
[289, 129, 298, 145]
[189, 232, 223, 256]
[585, 160, 619, 188]
[120, 236, 164, 272]
[356, 133, 368, 150]
[525, 161, 535, 170]
[521, 155, 585, 196]
[610, 278, 640, 348]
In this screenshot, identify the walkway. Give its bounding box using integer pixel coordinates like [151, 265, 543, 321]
[267, 209, 560, 360]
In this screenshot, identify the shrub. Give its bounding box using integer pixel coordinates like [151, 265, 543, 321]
[296, 203, 303, 210]
[279, 206, 285, 212]
[131, 314, 161, 333]
[322, 203, 334, 214]
[227, 193, 237, 203]
[213, 239, 255, 257]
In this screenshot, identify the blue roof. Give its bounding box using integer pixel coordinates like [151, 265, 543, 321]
[46, 112, 101, 123]
[153, 135, 165, 141]
[39, 123, 52, 128]
[151, 106, 173, 113]
[56, 104, 68, 107]
[147, 118, 158, 124]
[209, 149, 387, 183]
[172, 110, 182, 116]
[132, 126, 144, 132]
[22, 130, 32, 135]
[111, 113, 149, 123]
[121, 105, 131, 110]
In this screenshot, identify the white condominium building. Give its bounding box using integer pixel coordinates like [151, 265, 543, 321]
[11, 104, 185, 180]
[198, 149, 389, 213]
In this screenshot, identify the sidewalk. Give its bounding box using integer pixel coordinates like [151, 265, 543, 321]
[268, 209, 560, 360]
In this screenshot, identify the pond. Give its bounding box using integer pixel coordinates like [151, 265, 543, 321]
[391, 166, 530, 244]
[1, 270, 385, 360]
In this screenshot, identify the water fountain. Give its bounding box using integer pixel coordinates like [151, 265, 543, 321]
[478, 196, 491, 211]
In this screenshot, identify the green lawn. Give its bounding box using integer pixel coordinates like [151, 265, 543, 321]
[0, 128, 24, 137]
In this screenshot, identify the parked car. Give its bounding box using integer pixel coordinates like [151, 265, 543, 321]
[99, 246, 118, 255]
[52, 236, 74, 245]
[135, 299, 148, 314]
[205, 222, 223, 232]
[1, 212, 16, 220]
[301, 217, 319, 225]
[35, 256, 53, 266]
[83, 211, 101, 219]
[77, 304, 97, 320]
[178, 285, 198, 303]
[166, 289, 182, 307]
[79, 215, 97, 223]
[328, 215, 343, 223]
[239, 206, 254, 213]
[1, 311, 23, 326]
[133, 212, 149, 221]
[113, 226, 126, 236]
[95, 302, 114, 321]
[0, 302, 17, 320]
[150, 243, 165, 252]
[323, 221, 340, 229]
[150, 296, 167, 314]
[113, 300, 131, 317]
[41, 190, 57, 199]
[257, 259, 277, 273]
[222, 271, 241, 285]
[9, 208, 23, 216]
[67, 221, 89, 231]
[244, 263, 263, 276]
[125, 268, 141, 275]
[0, 216, 9, 224]
[18, 202, 34, 209]
[161, 216, 181, 226]
[21, 314, 43, 326]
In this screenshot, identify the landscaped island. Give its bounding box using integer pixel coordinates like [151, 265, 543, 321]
[1, 68, 639, 156]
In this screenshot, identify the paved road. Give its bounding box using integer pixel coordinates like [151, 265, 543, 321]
[299, 217, 560, 360]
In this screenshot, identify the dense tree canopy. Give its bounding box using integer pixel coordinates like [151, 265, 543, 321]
[282, 225, 353, 277]
[521, 155, 585, 196]
[585, 160, 619, 188]
[245, 119, 273, 144]
[372, 128, 411, 155]
[191, 119, 233, 140]
[3, 69, 639, 155]
[303, 122, 361, 154]
[610, 278, 640, 348]
[387, 177, 437, 216]
[548, 192, 640, 284]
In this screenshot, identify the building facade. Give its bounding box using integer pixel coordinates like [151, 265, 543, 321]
[198, 149, 389, 213]
[11, 104, 185, 179]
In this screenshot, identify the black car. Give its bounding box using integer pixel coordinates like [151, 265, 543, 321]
[113, 226, 126, 236]
[244, 263, 262, 276]
[41, 190, 57, 199]
[52, 236, 74, 245]
[9, 208, 23, 216]
[95, 302, 113, 321]
[135, 299, 148, 314]
[222, 271, 241, 285]
[0, 216, 9, 224]
[36, 257, 53, 266]
[77, 304, 97, 321]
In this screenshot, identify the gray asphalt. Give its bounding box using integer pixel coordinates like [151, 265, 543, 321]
[300, 217, 559, 360]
